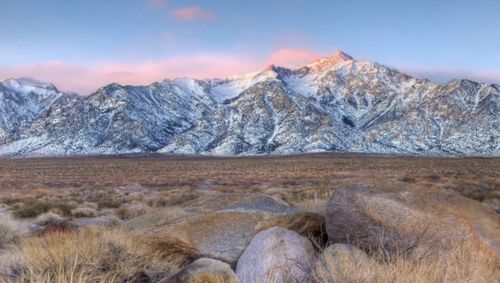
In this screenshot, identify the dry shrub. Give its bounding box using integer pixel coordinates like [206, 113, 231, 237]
[81, 202, 98, 210]
[34, 212, 73, 236]
[35, 212, 66, 227]
[0, 216, 28, 250]
[71, 207, 97, 218]
[13, 200, 76, 218]
[292, 190, 335, 215]
[145, 192, 200, 208]
[0, 228, 197, 282]
[145, 196, 168, 208]
[164, 192, 200, 206]
[116, 204, 150, 220]
[314, 240, 500, 283]
[96, 196, 123, 209]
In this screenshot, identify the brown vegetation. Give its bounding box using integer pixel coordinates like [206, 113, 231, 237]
[0, 154, 498, 282]
[0, 228, 197, 282]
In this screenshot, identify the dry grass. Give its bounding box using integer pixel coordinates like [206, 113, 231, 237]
[0, 228, 197, 283]
[0, 216, 28, 250]
[115, 204, 150, 220]
[11, 200, 76, 219]
[314, 241, 500, 283]
[0, 154, 497, 200]
[0, 154, 498, 282]
[71, 207, 97, 218]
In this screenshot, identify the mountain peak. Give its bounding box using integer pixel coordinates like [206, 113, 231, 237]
[329, 50, 353, 61]
[263, 64, 290, 73]
[306, 50, 354, 73]
[2, 77, 58, 92]
[264, 64, 278, 71]
[4, 77, 53, 88]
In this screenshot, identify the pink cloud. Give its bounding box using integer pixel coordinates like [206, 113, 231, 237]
[3, 50, 498, 97]
[0, 48, 328, 95]
[171, 6, 216, 22]
[266, 48, 322, 68]
[0, 54, 262, 95]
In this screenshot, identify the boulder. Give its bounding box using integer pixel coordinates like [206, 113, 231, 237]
[129, 195, 325, 265]
[326, 187, 500, 256]
[483, 198, 500, 215]
[164, 258, 239, 283]
[236, 227, 316, 283]
[125, 193, 267, 231]
[314, 244, 371, 282]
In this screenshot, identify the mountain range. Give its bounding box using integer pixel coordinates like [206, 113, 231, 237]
[0, 51, 498, 156]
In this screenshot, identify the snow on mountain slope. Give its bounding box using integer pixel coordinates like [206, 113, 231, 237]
[0, 51, 498, 156]
[207, 68, 281, 103]
[0, 78, 77, 143]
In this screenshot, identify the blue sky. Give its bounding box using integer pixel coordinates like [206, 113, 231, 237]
[1, 0, 499, 94]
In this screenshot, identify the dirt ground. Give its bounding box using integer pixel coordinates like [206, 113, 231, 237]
[0, 153, 498, 205]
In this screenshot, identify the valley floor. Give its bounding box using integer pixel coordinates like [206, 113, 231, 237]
[0, 154, 498, 282]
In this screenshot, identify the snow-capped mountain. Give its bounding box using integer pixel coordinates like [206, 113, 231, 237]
[0, 51, 498, 156]
[0, 78, 78, 143]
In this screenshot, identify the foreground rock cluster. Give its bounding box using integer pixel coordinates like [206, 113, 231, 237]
[122, 186, 500, 283]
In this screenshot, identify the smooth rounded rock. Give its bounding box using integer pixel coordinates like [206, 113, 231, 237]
[236, 227, 316, 283]
[164, 258, 239, 283]
[326, 187, 500, 256]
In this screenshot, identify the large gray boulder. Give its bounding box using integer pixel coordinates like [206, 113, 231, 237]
[326, 187, 500, 256]
[164, 258, 239, 283]
[236, 227, 316, 283]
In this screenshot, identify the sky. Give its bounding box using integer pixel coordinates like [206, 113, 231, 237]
[1, 0, 499, 94]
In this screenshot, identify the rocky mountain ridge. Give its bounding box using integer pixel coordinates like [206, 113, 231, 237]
[0, 51, 498, 156]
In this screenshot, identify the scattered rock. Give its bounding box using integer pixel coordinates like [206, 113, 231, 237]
[164, 258, 239, 283]
[236, 227, 316, 283]
[326, 187, 500, 256]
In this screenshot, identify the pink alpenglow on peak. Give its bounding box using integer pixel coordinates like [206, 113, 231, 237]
[330, 50, 354, 61]
[266, 49, 322, 69]
[307, 50, 355, 73]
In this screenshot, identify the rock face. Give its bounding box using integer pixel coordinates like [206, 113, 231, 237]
[0, 78, 78, 146]
[235, 227, 316, 283]
[325, 187, 500, 256]
[164, 258, 239, 283]
[1, 51, 499, 156]
[314, 244, 370, 282]
[145, 196, 324, 266]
